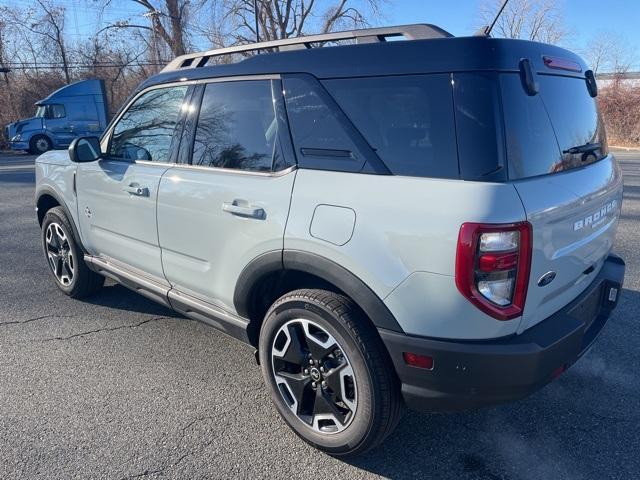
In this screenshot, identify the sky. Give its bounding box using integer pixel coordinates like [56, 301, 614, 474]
[3, 0, 639, 69]
[387, 0, 640, 46]
[387, 0, 640, 68]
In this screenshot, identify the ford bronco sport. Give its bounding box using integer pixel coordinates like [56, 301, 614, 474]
[35, 24, 625, 456]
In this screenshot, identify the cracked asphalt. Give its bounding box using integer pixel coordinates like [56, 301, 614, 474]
[1, 151, 639, 480]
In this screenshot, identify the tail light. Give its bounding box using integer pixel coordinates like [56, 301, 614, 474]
[455, 222, 532, 320]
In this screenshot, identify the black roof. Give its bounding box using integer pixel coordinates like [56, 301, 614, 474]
[140, 36, 588, 91]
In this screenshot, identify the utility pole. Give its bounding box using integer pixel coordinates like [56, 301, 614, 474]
[0, 22, 10, 82]
[143, 10, 162, 73]
[254, 0, 260, 43]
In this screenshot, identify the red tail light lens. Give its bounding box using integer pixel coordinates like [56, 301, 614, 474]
[455, 222, 532, 320]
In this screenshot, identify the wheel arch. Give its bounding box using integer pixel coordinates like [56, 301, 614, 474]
[36, 188, 87, 254]
[234, 250, 404, 347]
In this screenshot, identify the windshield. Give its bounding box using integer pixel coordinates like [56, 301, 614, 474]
[501, 74, 608, 180]
[35, 105, 46, 118]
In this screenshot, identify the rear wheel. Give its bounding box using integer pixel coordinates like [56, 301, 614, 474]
[29, 135, 52, 154]
[259, 289, 402, 456]
[41, 207, 104, 298]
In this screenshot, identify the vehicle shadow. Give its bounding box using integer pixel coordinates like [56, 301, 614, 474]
[345, 287, 640, 479]
[81, 282, 182, 318]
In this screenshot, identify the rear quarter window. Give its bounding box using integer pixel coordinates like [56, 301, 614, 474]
[323, 74, 459, 179]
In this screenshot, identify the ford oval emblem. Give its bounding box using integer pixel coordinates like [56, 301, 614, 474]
[538, 271, 557, 287]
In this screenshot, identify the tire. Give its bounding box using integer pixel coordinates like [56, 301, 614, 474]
[41, 206, 104, 298]
[29, 135, 52, 155]
[259, 289, 402, 456]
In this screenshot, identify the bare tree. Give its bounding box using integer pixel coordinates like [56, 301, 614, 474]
[1, 0, 72, 82]
[478, 0, 567, 44]
[134, 0, 189, 56]
[582, 31, 636, 75]
[217, 0, 385, 46]
[28, 0, 72, 82]
[101, 0, 192, 58]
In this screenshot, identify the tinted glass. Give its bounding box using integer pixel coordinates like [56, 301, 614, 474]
[283, 75, 366, 172]
[192, 80, 277, 172]
[110, 86, 188, 162]
[538, 75, 608, 170]
[452, 72, 505, 181]
[501, 73, 608, 180]
[324, 74, 459, 178]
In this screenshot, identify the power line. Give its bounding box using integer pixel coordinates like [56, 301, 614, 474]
[2, 59, 169, 66]
[2, 62, 167, 70]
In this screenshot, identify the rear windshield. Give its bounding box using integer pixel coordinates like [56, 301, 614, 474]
[501, 74, 608, 180]
[323, 75, 459, 178]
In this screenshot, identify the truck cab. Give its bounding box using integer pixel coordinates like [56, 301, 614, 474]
[6, 79, 108, 154]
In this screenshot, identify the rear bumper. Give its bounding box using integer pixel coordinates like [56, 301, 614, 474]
[379, 254, 625, 411]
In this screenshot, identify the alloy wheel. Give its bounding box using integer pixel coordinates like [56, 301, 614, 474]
[45, 222, 74, 286]
[36, 138, 50, 153]
[271, 318, 358, 434]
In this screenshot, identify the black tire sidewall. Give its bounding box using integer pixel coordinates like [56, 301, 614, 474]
[259, 295, 378, 455]
[30, 135, 51, 154]
[42, 209, 81, 295]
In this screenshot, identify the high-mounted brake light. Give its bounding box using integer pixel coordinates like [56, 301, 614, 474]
[543, 55, 582, 73]
[455, 222, 532, 320]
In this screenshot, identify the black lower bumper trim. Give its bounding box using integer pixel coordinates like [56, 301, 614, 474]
[380, 254, 625, 411]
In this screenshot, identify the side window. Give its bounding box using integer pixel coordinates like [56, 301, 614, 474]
[191, 80, 279, 172]
[323, 74, 459, 178]
[49, 104, 66, 119]
[110, 86, 188, 162]
[283, 74, 367, 172]
[452, 72, 505, 181]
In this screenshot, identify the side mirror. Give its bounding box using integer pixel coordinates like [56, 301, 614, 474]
[69, 136, 102, 163]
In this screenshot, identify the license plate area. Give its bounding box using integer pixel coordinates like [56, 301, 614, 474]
[567, 283, 603, 332]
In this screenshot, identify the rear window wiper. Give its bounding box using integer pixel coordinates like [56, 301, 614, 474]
[562, 142, 601, 155]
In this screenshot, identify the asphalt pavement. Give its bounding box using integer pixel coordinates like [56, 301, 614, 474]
[0, 150, 638, 479]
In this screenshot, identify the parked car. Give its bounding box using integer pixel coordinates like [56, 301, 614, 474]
[6, 79, 108, 154]
[34, 24, 625, 456]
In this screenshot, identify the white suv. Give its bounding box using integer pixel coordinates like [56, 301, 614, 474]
[35, 25, 625, 455]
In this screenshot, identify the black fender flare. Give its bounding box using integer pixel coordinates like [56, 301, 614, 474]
[35, 187, 87, 254]
[233, 249, 404, 333]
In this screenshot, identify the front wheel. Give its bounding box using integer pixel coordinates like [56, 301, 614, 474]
[41, 207, 104, 298]
[259, 289, 402, 456]
[29, 135, 52, 155]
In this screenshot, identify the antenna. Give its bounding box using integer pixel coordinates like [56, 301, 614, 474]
[476, 0, 510, 37]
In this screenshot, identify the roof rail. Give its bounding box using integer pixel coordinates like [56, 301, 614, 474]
[162, 24, 453, 72]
